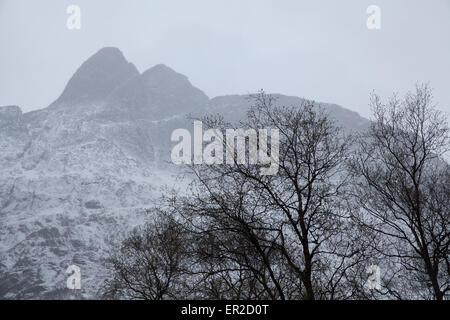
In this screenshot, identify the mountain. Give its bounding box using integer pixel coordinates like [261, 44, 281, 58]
[208, 94, 369, 132]
[52, 47, 139, 107]
[0, 47, 370, 299]
[102, 63, 209, 121]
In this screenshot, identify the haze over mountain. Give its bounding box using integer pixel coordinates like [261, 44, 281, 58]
[0, 47, 369, 299]
[53, 47, 140, 107]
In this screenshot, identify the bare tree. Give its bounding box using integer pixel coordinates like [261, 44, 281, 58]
[172, 92, 363, 300]
[348, 84, 450, 300]
[101, 87, 449, 300]
[101, 211, 195, 300]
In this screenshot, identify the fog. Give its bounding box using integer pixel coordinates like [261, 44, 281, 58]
[1, 0, 449, 118]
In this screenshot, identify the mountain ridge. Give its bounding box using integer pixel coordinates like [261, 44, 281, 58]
[18, 47, 369, 126]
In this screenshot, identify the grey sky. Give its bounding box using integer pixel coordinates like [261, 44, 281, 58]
[1, 0, 449, 118]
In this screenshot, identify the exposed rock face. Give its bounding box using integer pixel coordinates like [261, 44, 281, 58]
[0, 106, 30, 168]
[0, 47, 370, 299]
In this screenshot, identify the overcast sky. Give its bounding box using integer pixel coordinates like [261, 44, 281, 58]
[1, 0, 449, 118]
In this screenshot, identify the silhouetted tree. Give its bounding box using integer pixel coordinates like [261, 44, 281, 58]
[102, 87, 448, 301]
[348, 84, 450, 300]
[172, 92, 363, 300]
[101, 211, 195, 300]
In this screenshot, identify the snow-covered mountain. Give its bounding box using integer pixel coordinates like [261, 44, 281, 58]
[0, 47, 370, 299]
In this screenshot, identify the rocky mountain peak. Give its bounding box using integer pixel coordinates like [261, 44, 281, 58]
[141, 63, 187, 82]
[103, 63, 209, 121]
[52, 47, 139, 107]
[139, 63, 206, 99]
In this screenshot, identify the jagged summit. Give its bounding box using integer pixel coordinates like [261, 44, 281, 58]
[142, 63, 208, 100]
[52, 47, 139, 106]
[47, 48, 209, 119]
[103, 61, 209, 120]
[142, 63, 187, 81]
[144, 63, 179, 73]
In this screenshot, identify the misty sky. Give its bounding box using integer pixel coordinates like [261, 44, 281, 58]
[1, 0, 449, 118]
